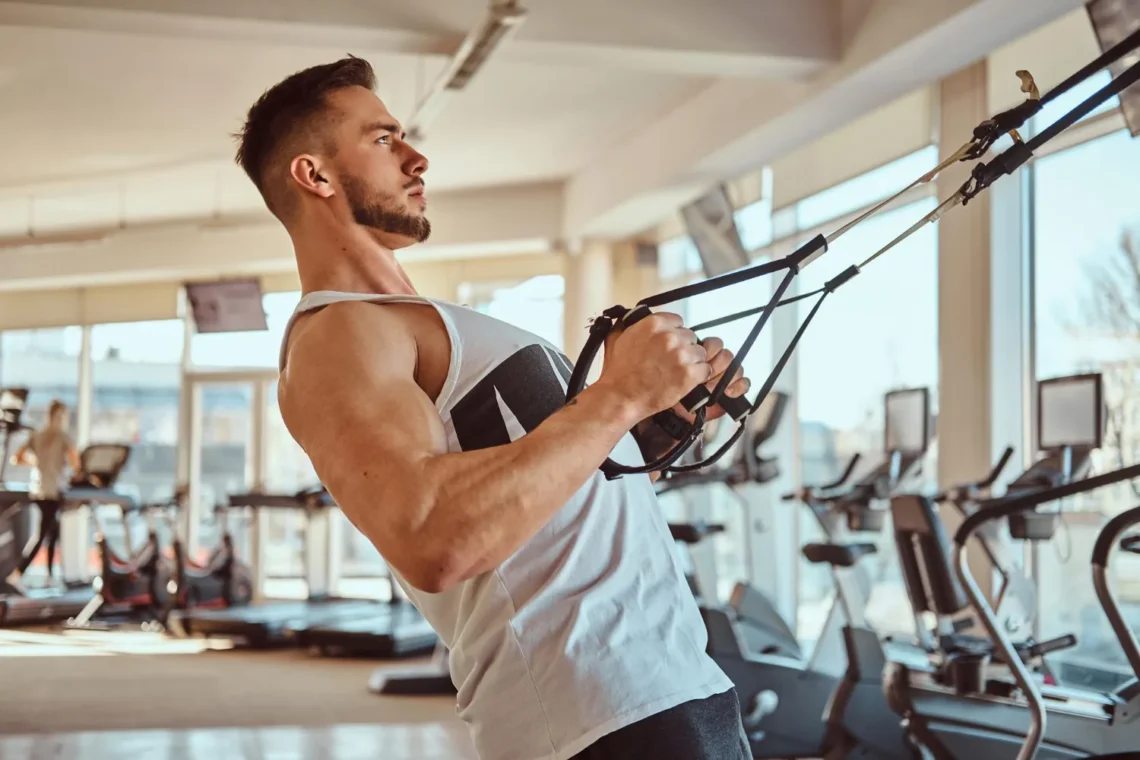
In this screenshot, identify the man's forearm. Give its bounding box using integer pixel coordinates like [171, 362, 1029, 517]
[409, 382, 644, 589]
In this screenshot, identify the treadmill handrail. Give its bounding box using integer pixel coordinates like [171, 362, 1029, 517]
[1091, 505, 1140, 683]
[953, 463, 1140, 545]
[227, 490, 335, 509]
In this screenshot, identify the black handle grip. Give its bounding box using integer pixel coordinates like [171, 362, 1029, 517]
[679, 384, 752, 420]
[980, 446, 1015, 488]
[624, 305, 751, 422]
[668, 521, 727, 544]
[1122, 535, 1140, 555]
[1028, 634, 1077, 659]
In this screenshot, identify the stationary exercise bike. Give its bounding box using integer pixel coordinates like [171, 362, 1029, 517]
[706, 387, 933, 759]
[148, 488, 254, 617]
[66, 444, 172, 631]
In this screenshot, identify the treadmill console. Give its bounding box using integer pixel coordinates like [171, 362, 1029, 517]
[70, 444, 131, 490]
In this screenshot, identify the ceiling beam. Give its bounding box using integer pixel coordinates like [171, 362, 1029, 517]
[0, 181, 563, 291]
[0, 1, 452, 55]
[0, 0, 840, 78]
[562, 0, 1089, 239]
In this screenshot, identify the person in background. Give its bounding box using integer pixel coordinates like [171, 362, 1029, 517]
[11, 399, 80, 585]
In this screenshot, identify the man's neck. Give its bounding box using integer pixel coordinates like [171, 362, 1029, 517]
[293, 223, 417, 296]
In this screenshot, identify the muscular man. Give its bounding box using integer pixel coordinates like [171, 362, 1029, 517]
[236, 56, 752, 760]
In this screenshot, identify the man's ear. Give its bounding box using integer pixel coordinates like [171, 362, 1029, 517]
[289, 155, 335, 199]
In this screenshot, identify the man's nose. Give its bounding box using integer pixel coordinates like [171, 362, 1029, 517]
[405, 147, 428, 177]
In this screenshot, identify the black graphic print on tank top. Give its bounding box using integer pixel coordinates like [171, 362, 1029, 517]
[450, 344, 574, 451]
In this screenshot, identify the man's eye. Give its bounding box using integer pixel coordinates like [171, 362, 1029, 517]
[376, 135, 391, 145]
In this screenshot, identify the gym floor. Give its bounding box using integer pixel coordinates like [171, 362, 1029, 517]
[0, 628, 476, 759]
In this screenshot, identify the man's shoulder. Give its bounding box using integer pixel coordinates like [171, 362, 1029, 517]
[279, 302, 418, 413]
[285, 300, 414, 365]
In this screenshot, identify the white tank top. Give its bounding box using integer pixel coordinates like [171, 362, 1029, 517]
[280, 291, 732, 760]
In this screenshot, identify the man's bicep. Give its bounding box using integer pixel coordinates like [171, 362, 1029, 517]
[280, 316, 448, 520]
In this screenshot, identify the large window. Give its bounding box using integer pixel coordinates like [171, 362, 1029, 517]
[90, 320, 184, 504]
[190, 291, 302, 368]
[0, 327, 83, 478]
[0, 327, 83, 430]
[792, 164, 940, 643]
[464, 275, 565, 350]
[1033, 126, 1140, 690]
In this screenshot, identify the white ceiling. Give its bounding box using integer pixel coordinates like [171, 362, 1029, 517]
[0, 0, 836, 237]
[0, 0, 1093, 285]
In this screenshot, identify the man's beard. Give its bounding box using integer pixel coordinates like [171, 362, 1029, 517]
[343, 176, 431, 243]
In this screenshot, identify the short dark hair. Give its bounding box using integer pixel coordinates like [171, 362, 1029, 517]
[234, 56, 376, 219]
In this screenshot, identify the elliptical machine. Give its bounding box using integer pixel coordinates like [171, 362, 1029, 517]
[705, 387, 932, 759]
[885, 373, 1140, 760]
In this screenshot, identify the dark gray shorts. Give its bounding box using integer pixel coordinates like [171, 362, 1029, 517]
[571, 688, 750, 760]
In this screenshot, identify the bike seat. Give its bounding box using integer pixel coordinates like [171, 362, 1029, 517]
[801, 541, 877, 567]
[669, 522, 726, 544]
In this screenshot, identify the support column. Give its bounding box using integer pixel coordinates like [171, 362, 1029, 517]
[611, 240, 662, 310]
[937, 61, 995, 602]
[562, 240, 614, 361]
[62, 325, 94, 582]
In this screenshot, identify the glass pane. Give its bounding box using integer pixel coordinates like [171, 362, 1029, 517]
[190, 291, 302, 368]
[657, 236, 703, 282]
[795, 146, 938, 232]
[664, 269, 774, 602]
[735, 199, 773, 251]
[1030, 69, 1120, 139]
[472, 275, 565, 350]
[796, 198, 940, 642]
[90, 320, 184, 505]
[195, 383, 253, 565]
[261, 379, 319, 595]
[1033, 127, 1140, 689]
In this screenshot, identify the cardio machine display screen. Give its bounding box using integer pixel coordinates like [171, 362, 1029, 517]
[1038, 373, 1103, 451]
[82, 445, 129, 478]
[0, 388, 27, 413]
[885, 387, 930, 456]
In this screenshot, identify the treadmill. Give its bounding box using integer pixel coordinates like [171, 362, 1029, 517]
[170, 486, 381, 647]
[290, 573, 438, 658]
[1, 442, 138, 626]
